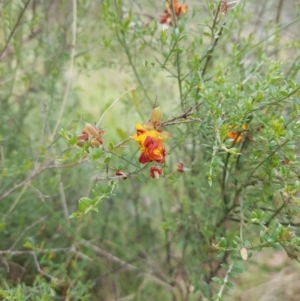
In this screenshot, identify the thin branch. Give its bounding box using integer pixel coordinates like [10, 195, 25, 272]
[168, 0, 183, 108]
[216, 261, 234, 299]
[0, 250, 64, 283]
[0, 158, 86, 202]
[0, 161, 52, 202]
[0, 0, 31, 60]
[112, 137, 131, 149]
[59, 180, 69, 223]
[8, 216, 48, 251]
[31, 251, 59, 282]
[96, 86, 136, 127]
[275, 0, 284, 24]
[0, 28, 42, 60]
[51, 0, 77, 140]
[80, 240, 138, 271]
[160, 102, 203, 127]
[201, 22, 225, 79]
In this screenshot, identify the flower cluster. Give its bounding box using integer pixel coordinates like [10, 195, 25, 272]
[160, 0, 188, 25]
[133, 106, 170, 178]
[77, 123, 104, 148]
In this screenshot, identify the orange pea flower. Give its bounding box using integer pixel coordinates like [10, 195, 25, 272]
[227, 124, 247, 143]
[160, 0, 188, 25]
[133, 124, 168, 164]
[133, 106, 170, 164]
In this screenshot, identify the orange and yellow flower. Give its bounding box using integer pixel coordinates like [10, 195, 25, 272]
[133, 123, 168, 164]
[133, 106, 170, 164]
[160, 0, 188, 25]
[227, 124, 247, 143]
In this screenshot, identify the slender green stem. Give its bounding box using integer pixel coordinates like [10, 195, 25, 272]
[216, 261, 234, 299]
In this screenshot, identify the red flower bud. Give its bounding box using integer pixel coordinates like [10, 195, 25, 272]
[91, 138, 102, 148]
[76, 133, 89, 147]
[116, 170, 127, 180]
[84, 123, 101, 137]
[177, 163, 184, 173]
[77, 133, 89, 141]
[150, 106, 162, 128]
[150, 166, 162, 179]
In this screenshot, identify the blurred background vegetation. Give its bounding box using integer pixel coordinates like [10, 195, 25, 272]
[1, 0, 300, 300]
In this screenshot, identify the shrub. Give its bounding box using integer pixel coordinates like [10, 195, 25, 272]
[1, 1, 300, 300]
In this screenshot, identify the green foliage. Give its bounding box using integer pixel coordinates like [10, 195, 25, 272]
[1, 0, 300, 300]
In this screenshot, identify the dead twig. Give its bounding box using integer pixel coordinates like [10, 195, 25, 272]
[160, 102, 203, 127]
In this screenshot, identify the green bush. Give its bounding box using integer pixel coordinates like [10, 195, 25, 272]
[1, 0, 300, 300]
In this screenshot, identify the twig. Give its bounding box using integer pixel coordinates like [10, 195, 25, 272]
[195, 1, 225, 100]
[0, 256, 10, 273]
[5, 180, 31, 215]
[161, 118, 202, 127]
[168, 0, 184, 108]
[266, 193, 287, 225]
[201, 22, 225, 79]
[112, 1, 152, 104]
[0, 0, 31, 60]
[0, 28, 41, 60]
[0, 159, 86, 202]
[80, 240, 138, 271]
[8, 216, 48, 251]
[216, 261, 234, 299]
[158, 197, 171, 271]
[275, 0, 284, 24]
[96, 86, 136, 127]
[51, 0, 77, 140]
[59, 180, 69, 223]
[0, 161, 52, 202]
[0, 250, 61, 283]
[31, 251, 59, 282]
[160, 102, 203, 127]
[112, 137, 131, 149]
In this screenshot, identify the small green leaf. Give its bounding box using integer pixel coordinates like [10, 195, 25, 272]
[211, 277, 224, 284]
[0, 222, 6, 232]
[92, 148, 102, 159]
[220, 263, 229, 269]
[23, 241, 34, 249]
[201, 281, 211, 299]
[104, 153, 111, 164]
[231, 267, 243, 274]
[69, 134, 78, 145]
[225, 282, 234, 289]
[90, 207, 98, 213]
[228, 272, 237, 278]
[69, 212, 82, 219]
[78, 197, 92, 212]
